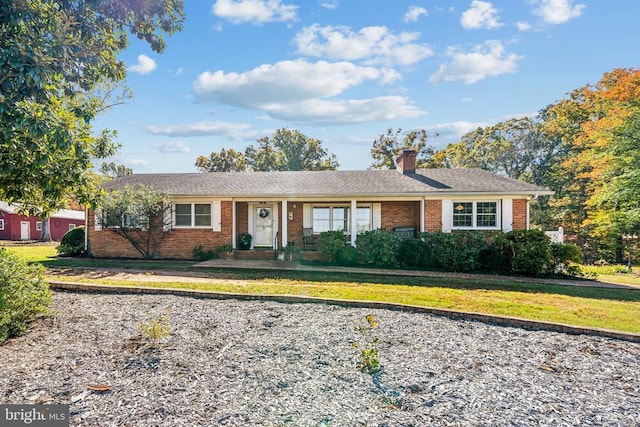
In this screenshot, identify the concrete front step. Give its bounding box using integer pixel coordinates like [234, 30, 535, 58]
[234, 249, 278, 260]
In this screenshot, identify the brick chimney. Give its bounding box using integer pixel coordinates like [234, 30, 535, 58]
[396, 149, 417, 174]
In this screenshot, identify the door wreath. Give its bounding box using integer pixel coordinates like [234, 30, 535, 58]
[259, 208, 270, 219]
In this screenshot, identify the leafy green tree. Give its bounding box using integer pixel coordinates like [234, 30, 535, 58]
[370, 128, 436, 169]
[432, 117, 563, 185]
[195, 148, 247, 172]
[0, 0, 184, 236]
[246, 128, 339, 171]
[542, 68, 640, 261]
[196, 128, 339, 172]
[100, 162, 133, 180]
[98, 186, 172, 259]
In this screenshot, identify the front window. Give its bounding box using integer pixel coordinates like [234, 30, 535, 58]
[69, 224, 76, 230]
[356, 207, 371, 234]
[0, 219, 4, 230]
[36, 221, 42, 231]
[452, 201, 498, 229]
[453, 202, 473, 227]
[311, 205, 372, 234]
[174, 203, 211, 227]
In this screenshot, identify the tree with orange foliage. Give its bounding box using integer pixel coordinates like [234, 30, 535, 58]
[543, 68, 640, 261]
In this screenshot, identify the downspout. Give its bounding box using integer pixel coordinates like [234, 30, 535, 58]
[84, 206, 89, 256]
[232, 200, 237, 249]
[420, 199, 425, 234]
[350, 200, 357, 246]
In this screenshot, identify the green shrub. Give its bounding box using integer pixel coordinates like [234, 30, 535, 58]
[550, 243, 585, 276]
[192, 244, 216, 261]
[57, 226, 85, 257]
[336, 245, 359, 266]
[0, 248, 51, 343]
[319, 230, 347, 262]
[398, 238, 430, 268]
[356, 229, 401, 268]
[423, 231, 487, 272]
[477, 244, 508, 273]
[494, 230, 552, 277]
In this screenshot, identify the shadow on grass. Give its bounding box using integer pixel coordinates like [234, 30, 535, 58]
[41, 256, 640, 304]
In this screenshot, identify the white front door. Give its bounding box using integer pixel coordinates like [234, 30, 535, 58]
[20, 221, 30, 240]
[254, 206, 273, 247]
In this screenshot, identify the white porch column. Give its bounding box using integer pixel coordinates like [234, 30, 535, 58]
[232, 200, 237, 249]
[350, 200, 357, 246]
[281, 200, 288, 248]
[420, 199, 425, 234]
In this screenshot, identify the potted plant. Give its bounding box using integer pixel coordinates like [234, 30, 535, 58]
[217, 244, 234, 259]
[281, 242, 300, 261]
[237, 233, 252, 250]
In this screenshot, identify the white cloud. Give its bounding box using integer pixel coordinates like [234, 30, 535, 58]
[146, 121, 254, 139]
[212, 0, 297, 24]
[128, 55, 157, 75]
[461, 1, 502, 29]
[429, 40, 522, 84]
[404, 6, 428, 23]
[461, 97, 473, 102]
[128, 159, 151, 166]
[264, 96, 426, 125]
[151, 141, 192, 153]
[321, 0, 338, 10]
[517, 21, 532, 31]
[295, 25, 433, 66]
[193, 59, 399, 106]
[533, 0, 585, 24]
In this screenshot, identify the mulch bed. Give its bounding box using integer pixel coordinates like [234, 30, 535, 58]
[1, 291, 638, 426]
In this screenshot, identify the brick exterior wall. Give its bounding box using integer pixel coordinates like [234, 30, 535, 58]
[512, 199, 527, 230]
[88, 198, 531, 259]
[88, 201, 234, 259]
[381, 201, 420, 231]
[424, 200, 442, 232]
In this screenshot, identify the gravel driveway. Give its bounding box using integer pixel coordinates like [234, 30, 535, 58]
[1, 291, 638, 426]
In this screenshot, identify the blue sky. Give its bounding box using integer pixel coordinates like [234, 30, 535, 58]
[95, 0, 640, 172]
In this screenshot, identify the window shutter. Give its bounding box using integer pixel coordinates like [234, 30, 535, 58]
[441, 199, 453, 232]
[303, 204, 312, 228]
[211, 201, 221, 232]
[501, 199, 512, 232]
[163, 202, 172, 232]
[94, 210, 102, 231]
[372, 203, 382, 229]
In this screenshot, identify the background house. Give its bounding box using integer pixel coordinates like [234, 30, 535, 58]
[0, 202, 85, 241]
[89, 151, 553, 259]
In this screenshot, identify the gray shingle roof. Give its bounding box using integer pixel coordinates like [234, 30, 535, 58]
[104, 168, 552, 198]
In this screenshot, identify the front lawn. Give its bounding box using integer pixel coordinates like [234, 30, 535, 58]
[4, 243, 640, 333]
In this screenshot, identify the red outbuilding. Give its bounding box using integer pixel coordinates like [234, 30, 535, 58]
[0, 202, 85, 241]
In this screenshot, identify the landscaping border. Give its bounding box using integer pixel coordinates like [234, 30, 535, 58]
[49, 281, 640, 343]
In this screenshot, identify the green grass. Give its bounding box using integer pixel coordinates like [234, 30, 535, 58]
[4, 243, 640, 333]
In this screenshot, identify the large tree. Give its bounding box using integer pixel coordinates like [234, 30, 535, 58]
[0, 0, 184, 239]
[370, 128, 436, 169]
[196, 128, 339, 172]
[431, 117, 563, 185]
[543, 68, 640, 260]
[195, 148, 247, 173]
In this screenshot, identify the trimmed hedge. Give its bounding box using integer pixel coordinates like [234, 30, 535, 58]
[0, 248, 51, 343]
[345, 228, 585, 278]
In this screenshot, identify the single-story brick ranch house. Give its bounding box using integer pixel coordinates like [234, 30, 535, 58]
[88, 151, 553, 259]
[0, 201, 85, 241]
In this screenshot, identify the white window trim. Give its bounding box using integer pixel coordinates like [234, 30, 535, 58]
[69, 224, 76, 230]
[173, 202, 214, 229]
[0, 219, 4, 230]
[310, 203, 374, 235]
[35, 221, 42, 231]
[451, 200, 500, 230]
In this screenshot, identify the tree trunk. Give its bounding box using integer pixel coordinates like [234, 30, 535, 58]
[40, 216, 52, 242]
